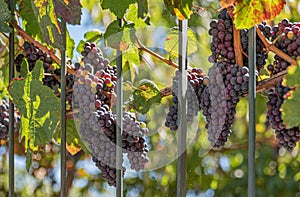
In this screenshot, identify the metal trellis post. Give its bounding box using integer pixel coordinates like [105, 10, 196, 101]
[177, 19, 188, 197]
[248, 27, 256, 197]
[116, 18, 123, 197]
[60, 20, 67, 197]
[8, 0, 15, 196]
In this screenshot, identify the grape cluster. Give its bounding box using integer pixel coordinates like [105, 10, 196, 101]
[268, 19, 300, 75]
[14, 41, 63, 94]
[264, 19, 300, 150]
[122, 112, 149, 171]
[240, 22, 271, 71]
[165, 68, 206, 131]
[73, 43, 149, 186]
[0, 99, 20, 140]
[202, 61, 250, 147]
[15, 41, 53, 73]
[266, 83, 300, 150]
[204, 9, 256, 148]
[208, 9, 234, 64]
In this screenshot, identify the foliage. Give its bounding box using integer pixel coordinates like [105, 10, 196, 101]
[9, 61, 61, 152]
[0, 0, 300, 196]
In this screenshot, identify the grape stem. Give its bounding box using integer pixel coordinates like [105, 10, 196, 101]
[233, 23, 243, 66]
[255, 26, 298, 66]
[135, 36, 179, 69]
[9, 21, 75, 74]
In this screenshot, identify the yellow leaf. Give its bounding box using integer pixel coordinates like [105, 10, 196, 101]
[174, 8, 185, 20]
[66, 142, 82, 155]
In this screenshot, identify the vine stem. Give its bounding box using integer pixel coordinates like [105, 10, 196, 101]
[10, 21, 75, 74]
[135, 36, 179, 69]
[233, 24, 243, 66]
[256, 26, 298, 66]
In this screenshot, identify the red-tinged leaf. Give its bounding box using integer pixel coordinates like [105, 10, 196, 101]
[218, 0, 235, 8]
[52, 0, 82, 25]
[233, 0, 286, 29]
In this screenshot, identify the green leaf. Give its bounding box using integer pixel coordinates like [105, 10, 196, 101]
[66, 30, 75, 59]
[20, 58, 30, 78]
[104, 20, 123, 48]
[101, 0, 136, 18]
[0, 0, 12, 33]
[130, 79, 162, 114]
[164, 27, 198, 57]
[137, 0, 148, 18]
[281, 65, 300, 128]
[76, 40, 85, 54]
[19, 0, 42, 39]
[234, 0, 285, 29]
[31, 0, 64, 49]
[84, 29, 103, 42]
[52, 0, 82, 25]
[9, 63, 61, 151]
[26, 148, 32, 171]
[285, 65, 300, 87]
[281, 89, 300, 128]
[163, 0, 193, 20]
[125, 4, 147, 28]
[32, 61, 44, 80]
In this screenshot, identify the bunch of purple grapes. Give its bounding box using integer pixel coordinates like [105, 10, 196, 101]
[268, 19, 300, 75]
[203, 9, 254, 148]
[240, 22, 271, 71]
[266, 82, 300, 150]
[73, 42, 149, 186]
[208, 9, 234, 64]
[203, 61, 251, 147]
[263, 19, 300, 150]
[165, 68, 206, 131]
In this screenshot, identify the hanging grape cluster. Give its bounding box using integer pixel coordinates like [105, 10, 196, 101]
[72, 42, 149, 186]
[165, 68, 206, 131]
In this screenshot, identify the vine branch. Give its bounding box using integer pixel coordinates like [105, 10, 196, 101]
[135, 36, 179, 69]
[256, 26, 298, 66]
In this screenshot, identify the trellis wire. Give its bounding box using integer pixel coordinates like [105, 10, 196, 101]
[8, 0, 15, 196]
[248, 27, 256, 197]
[60, 20, 67, 197]
[116, 17, 124, 197]
[177, 19, 188, 197]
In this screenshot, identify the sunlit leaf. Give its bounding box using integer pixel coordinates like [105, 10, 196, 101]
[9, 62, 61, 151]
[163, 0, 192, 20]
[281, 65, 300, 128]
[130, 79, 161, 114]
[31, 0, 64, 49]
[164, 28, 198, 57]
[234, 0, 285, 29]
[281, 89, 300, 128]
